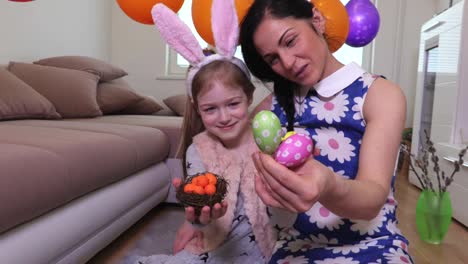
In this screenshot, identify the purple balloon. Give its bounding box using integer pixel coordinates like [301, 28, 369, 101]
[345, 0, 380, 47]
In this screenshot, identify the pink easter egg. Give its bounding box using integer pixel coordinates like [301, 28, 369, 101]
[274, 133, 313, 167]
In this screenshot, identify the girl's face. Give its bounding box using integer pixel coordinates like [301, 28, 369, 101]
[253, 15, 329, 87]
[196, 81, 251, 146]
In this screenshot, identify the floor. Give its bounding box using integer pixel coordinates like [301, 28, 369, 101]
[88, 204, 184, 264]
[89, 168, 468, 264]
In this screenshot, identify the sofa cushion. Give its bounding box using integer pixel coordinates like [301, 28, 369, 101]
[97, 78, 143, 114]
[75, 115, 183, 158]
[119, 95, 163, 115]
[8, 62, 102, 118]
[0, 69, 61, 120]
[153, 108, 178, 116]
[163, 94, 188, 116]
[0, 120, 170, 233]
[33, 56, 128, 81]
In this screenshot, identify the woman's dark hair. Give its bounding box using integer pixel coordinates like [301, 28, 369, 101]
[240, 0, 315, 131]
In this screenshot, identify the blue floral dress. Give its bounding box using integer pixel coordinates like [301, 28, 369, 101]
[268, 63, 414, 264]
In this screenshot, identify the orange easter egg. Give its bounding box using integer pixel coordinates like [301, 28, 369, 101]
[205, 173, 217, 185]
[196, 175, 209, 187]
[193, 185, 206, 195]
[184, 183, 196, 193]
[204, 184, 216, 195]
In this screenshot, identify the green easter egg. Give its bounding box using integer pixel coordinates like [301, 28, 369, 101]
[252, 110, 283, 154]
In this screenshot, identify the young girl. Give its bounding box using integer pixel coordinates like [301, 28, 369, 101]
[133, 0, 276, 263]
[239, 0, 414, 263]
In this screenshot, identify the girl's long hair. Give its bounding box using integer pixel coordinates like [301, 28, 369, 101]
[177, 60, 255, 177]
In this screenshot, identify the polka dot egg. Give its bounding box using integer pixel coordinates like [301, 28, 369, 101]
[252, 110, 283, 155]
[274, 133, 313, 167]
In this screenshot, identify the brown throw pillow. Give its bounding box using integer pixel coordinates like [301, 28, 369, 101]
[163, 94, 188, 116]
[0, 69, 61, 120]
[97, 78, 143, 114]
[119, 95, 163, 115]
[8, 62, 102, 118]
[33, 56, 127, 81]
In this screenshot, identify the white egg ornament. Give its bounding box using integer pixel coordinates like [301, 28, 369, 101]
[274, 133, 313, 167]
[252, 110, 284, 155]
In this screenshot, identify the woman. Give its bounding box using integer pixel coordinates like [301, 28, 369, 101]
[239, 0, 413, 263]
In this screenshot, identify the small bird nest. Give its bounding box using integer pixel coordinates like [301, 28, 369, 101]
[176, 172, 228, 216]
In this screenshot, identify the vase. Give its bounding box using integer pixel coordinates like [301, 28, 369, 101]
[415, 190, 452, 244]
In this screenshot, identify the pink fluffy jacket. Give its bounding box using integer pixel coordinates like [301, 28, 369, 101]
[184, 131, 276, 259]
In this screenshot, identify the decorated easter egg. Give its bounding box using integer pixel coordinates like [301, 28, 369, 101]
[252, 110, 283, 155]
[274, 133, 313, 167]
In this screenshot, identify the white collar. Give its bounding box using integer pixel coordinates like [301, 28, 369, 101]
[313, 62, 366, 98]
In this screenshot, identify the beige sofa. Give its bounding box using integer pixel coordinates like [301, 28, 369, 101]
[0, 58, 184, 263]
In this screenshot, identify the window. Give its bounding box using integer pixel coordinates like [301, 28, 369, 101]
[165, 0, 363, 77]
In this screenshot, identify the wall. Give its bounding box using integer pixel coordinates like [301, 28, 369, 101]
[0, 0, 440, 127]
[111, 0, 437, 127]
[436, 0, 464, 13]
[455, 0, 468, 144]
[0, 0, 112, 64]
[109, 1, 271, 109]
[110, 1, 187, 107]
[374, 0, 437, 128]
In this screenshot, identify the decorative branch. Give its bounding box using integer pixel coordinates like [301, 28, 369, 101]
[424, 131, 442, 192]
[401, 130, 467, 194]
[402, 144, 428, 190]
[442, 145, 468, 192]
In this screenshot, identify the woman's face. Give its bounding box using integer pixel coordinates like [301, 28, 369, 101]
[196, 81, 251, 145]
[253, 16, 329, 87]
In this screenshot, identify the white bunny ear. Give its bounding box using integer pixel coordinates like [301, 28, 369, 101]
[211, 0, 239, 58]
[152, 4, 204, 66]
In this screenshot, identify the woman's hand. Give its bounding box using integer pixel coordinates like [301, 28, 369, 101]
[173, 178, 228, 225]
[173, 221, 204, 254]
[252, 152, 335, 213]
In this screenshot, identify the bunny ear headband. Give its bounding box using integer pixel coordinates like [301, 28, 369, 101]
[151, 0, 250, 99]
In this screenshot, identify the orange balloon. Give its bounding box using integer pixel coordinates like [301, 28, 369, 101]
[116, 0, 184, 25]
[192, 0, 254, 46]
[311, 0, 349, 53]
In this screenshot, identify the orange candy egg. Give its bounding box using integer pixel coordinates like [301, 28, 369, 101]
[205, 173, 217, 185]
[204, 184, 216, 195]
[193, 185, 206, 195]
[185, 173, 219, 195]
[184, 183, 196, 194]
[191, 177, 198, 186]
[196, 175, 209, 187]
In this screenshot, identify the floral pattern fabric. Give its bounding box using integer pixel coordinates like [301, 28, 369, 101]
[269, 70, 413, 264]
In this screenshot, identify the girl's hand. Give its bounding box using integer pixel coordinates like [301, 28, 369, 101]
[173, 221, 204, 254]
[172, 178, 229, 225]
[184, 201, 228, 225]
[252, 151, 334, 213]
